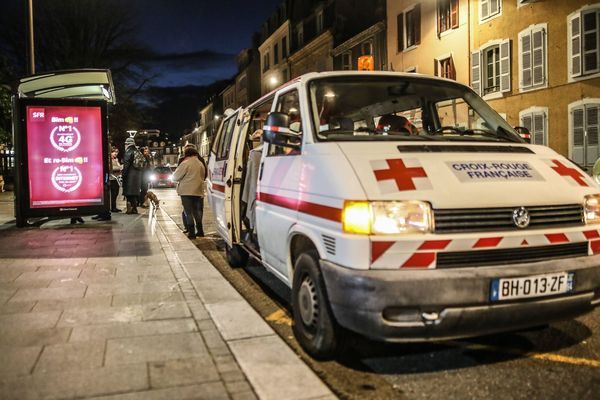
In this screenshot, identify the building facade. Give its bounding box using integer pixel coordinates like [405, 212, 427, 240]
[259, 19, 291, 95]
[235, 48, 261, 108]
[332, 21, 387, 72]
[386, 0, 600, 168]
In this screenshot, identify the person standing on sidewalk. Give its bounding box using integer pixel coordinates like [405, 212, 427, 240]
[172, 146, 205, 239]
[139, 146, 152, 208]
[110, 147, 123, 212]
[122, 137, 143, 214]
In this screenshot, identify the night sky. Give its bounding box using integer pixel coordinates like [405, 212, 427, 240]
[130, 0, 282, 87]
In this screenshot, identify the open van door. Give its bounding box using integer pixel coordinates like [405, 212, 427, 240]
[207, 109, 242, 246]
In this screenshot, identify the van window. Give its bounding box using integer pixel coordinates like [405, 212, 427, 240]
[248, 97, 274, 149]
[211, 119, 225, 155]
[308, 76, 522, 143]
[217, 115, 238, 160]
[268, 90, 302, 156]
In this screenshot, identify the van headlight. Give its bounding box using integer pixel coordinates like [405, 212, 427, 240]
[584, 194, 600, 224]
[149, 174, 157, 182]
[342, 200, 433, 235]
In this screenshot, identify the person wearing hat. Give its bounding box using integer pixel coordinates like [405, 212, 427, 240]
[122, 137, 143, 214]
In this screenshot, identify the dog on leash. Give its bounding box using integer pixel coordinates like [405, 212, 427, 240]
[144, 190, 160, 209]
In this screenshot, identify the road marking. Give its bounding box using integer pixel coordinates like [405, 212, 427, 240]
[447, 341, 600, 368]
[266, 309, 292, 326]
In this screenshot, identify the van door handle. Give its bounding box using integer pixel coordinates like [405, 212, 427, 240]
[226, 177, 232, 187]
[259, 162, 264, 181]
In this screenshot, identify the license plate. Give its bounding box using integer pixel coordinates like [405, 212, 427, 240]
[490, 272, 574, 301]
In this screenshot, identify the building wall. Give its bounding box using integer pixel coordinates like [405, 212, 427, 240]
[472, 0, 600, 165]
[289, 30, 334, 78]
[386, 0, 470, 81]
[259, 20, 291, 94]
[332, 22, 387, 71]
[221, 84, 237, 111]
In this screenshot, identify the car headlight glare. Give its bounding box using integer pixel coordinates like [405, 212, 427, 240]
[168, 174, 174, 181]
[342, 200, 432, 235]
[584, 194, 600, 224]
[149, 174, 157, 181]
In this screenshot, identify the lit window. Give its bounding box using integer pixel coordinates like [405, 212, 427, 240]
[437, 56, 456, 80]
[437, 0, 459, 34]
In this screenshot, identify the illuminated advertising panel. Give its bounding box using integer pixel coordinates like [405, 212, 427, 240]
[25, 105, 105, 208]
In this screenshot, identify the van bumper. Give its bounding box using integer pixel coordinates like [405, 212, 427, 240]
[319, 256, 600, 342]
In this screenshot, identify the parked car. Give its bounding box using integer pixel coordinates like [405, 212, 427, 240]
[207, 71, 600, 359]
[149, 166, 175, 188]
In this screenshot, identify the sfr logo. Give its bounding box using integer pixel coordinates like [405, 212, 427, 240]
[29, 107, 45, 122]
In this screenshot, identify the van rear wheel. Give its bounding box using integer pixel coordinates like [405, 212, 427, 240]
[292, 250, 340, 359]
[226, 244, 249, 268]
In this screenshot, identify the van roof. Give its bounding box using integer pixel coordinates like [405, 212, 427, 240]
[248, 71, 472, 109]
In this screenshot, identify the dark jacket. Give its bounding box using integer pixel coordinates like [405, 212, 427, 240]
[122, 145, 143, 196]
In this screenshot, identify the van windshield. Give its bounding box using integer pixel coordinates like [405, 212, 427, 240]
[308, 76, 522, 143]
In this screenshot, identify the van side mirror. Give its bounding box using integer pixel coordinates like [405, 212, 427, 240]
[514, 126, 531, 143]
[263, 112, 301, 149]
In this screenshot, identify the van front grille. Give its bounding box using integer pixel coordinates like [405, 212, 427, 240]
[436, 242, 589, 268]
[433, 204, 583, 234]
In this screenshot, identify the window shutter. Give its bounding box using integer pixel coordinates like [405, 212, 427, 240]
[588, 105, 600, 147]
[490, 0, 499, 15]
[471, 50, 481, 95]
[415, 5, 421, 45]
[573, 106, 585, 147]
[582, 10, 599, 74]
[451, 0, 459, 29]
[500, 39, 511, 92]
[521, 31, 532, 88]
[397, 13, 404, 52]
[532, 28, 546, 86]
[481, 0, 489, 20]
[533, 112, 546, 145]
[434, 59, 439, 77]
[570, 14, 582, 77]
[522, 113, 533, 133]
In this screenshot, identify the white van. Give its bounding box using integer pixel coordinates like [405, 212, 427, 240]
[207, 71, 600, 359]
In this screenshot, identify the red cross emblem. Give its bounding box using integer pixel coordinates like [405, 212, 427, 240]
[373, 159, 428, 191]
[550, 159, 589, 187]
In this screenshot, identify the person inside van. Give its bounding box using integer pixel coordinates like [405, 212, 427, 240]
[377, 114, 417, 135]
[241, 129, 263, 245]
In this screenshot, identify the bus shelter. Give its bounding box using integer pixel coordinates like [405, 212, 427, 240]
[12, 69, 115, 227]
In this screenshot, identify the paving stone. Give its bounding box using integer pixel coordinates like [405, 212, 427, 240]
[231, 390, 259, 400]
[201, 329, 229, 352]
[0, 345, 42, 377]
[0, 279, 52, 290]
[105, 332, 208, 365]
[0, 288, 16, 305]
[15, 269, 80, 282]
[59, 305, 144, 326]
[0, 363, 148, 400]
[0, 311, 61, 333]
[0, 327, 71, 346]
[149, 357, 220, 388]
[191, 277, 243, 304]
[10, 286, 86, 302]
[184, 261, 224, 280]
[111, 291, 184, 307]
[0, 300, 35, 314]
[0, 269, 23, 283]
[142, 301, 191, 320]
[225, 380, 254, 394]
[70, 319, 196, 342]
[220, 370, 247, 383]
[33, 295, 112, 312]
[88, 382, 230, 400]
[34, 340, 105, 374]
[207, 300, 273, 341]
[229, 335, 334, 400]
[86, 281, 176, 297]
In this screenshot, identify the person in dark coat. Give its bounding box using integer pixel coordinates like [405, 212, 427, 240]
[122, 137, 143, 214]
[139, 146, 152, 207]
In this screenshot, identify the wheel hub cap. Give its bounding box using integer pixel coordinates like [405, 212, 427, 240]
[298, 277, 318, 326]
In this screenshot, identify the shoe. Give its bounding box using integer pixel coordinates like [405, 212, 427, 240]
[96, 215, 111, 221]
[70, 217, 84, 224]
[187, 233, 196, 239]
[196, 231, 204, 237]
[131, 207, 138, 214]
[182, 229, 188, 234]
[92, 215, 101, 220]
[111, 208, 122, 213]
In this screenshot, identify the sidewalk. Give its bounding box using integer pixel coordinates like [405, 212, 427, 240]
[0, 190, 335, 400]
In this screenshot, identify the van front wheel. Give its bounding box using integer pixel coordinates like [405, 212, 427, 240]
[226, 244, 249, 268]
[292, 250, 340, 359]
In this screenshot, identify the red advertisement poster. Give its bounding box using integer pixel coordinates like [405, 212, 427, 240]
[26, 105, 104, 208]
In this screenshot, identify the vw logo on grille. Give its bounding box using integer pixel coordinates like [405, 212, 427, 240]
[513, 207, 530, 229]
